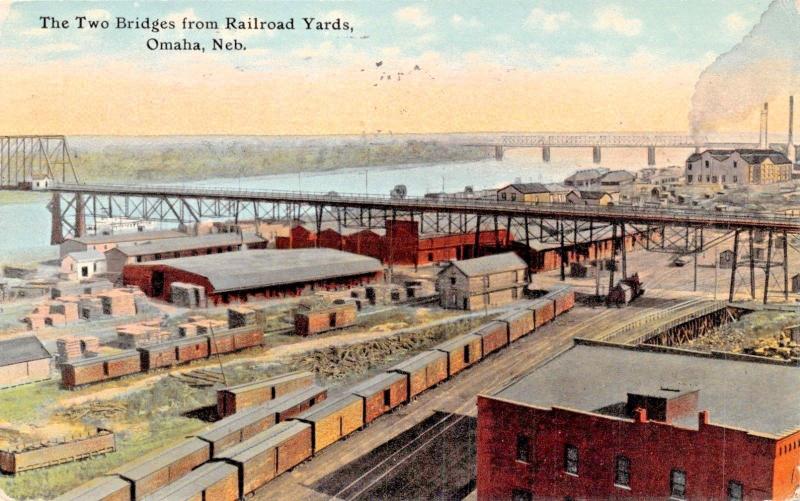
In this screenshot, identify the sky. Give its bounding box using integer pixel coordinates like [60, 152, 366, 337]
[0, 0, 777, 135]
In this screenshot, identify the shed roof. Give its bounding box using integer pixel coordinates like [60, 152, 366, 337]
[565, 168, 606, 182]
[443, 252, 526, 278]
[599, 170, 636, 183]
[0, 336, 51, 367]
[68, 230, 186, 245]
[131, 249, 383, 293]
[350, 372, 405, 397]
[112, 232, 264, 257]
[64, 249, 105, 262]
[140, 462, 237, 501]
[494, 341, 800, 437]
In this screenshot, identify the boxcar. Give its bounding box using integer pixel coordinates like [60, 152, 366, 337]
[208, 330, 236, 355]
[498, 308, 535, 342]
[137, 341, 181, 371]
[231, 326, 264, 350]
[471, 321, 509, 356]
[549, 286, 575, 316]
[294, 395, 364, 453]
[55, 475, 132, 501]
[198, 405, 277, 457]
[140, 462, 239, 501]
[389, 350, 448, 400]
[114, 438, 210, 500]
[61, 350, 142, 388]
[349, 372, 408, 424]
[530, 299, 555, 328]
[216, 421, 312, 497]
[216, 371, 315, 418]
[433, 333, 483, 377]
[172, 336, 210, 363]
[271, 385, 328, 422]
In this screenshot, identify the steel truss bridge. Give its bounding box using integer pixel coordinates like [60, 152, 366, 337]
[0, 136, 79, 187]
[47, 183, 800, 304]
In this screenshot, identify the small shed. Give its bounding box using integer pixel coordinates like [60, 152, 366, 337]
[0, 336, 51, 387]
[60, 250, 106, 280]
[31, 175, 52, 191]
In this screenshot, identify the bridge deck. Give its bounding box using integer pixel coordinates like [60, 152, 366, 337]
[48, 183, 800, 232]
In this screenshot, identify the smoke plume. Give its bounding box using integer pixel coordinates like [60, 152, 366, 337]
[690, 0, 800, 136]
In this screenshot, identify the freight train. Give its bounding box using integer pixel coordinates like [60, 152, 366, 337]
[57, 287, 574, 501]
[60, 326, 264, 389]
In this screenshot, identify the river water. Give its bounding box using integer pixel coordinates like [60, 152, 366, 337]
[0, 147, 690, 263]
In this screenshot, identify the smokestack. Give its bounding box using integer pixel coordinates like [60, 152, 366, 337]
[760, 102, 769, 149]
[788, 96, 795, 162]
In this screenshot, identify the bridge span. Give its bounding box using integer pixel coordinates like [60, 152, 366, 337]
[44, 182, 798, 305]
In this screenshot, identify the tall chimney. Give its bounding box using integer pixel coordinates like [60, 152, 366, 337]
[760, 102, 769, 149]
[788, 96, 794, 162]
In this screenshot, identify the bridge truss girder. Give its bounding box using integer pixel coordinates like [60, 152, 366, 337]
[0, 136, 79, 188]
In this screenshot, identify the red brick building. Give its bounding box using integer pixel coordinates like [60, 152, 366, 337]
[477, 340, 800, 500]
[123, 248, 383, 305]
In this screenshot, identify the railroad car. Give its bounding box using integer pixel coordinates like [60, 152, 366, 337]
[530, 298, 555, 328]
[113, 438, 210, 500]
[433, 333, 483, 377]
[606, 274, 645, 307]
[208, 330, 237, 355]
[216, 370, 315, 418]
[55, 475, 132, 501]
[498, 308, 535, 342]
[198, 405, 277, 458]
[294, 395, 364, 452]
[215, 421, 312, 497]
[137, 340, 182, 371]
[140, 462, 239, 501]
[231, 326, 264, 350]
[61, 350, 142, 388]
[271, 385, 328, 422]
[471, 321, 509, 356]
[349, 372, 408, 424]
[549, 286, 576, 316]
[389, 350, 448, 400]
[172, 336, 211, 363]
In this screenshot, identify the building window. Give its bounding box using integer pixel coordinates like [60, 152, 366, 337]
[712, 176, 718, 183]
[511, 193, 517, 201]
[428, 252, 434, 262]
[705, 160, 709, 167]
[687, 165, 692, 171]
[687, 175, 693, 183]
[722, 175, 726, 183]
[450, 277, 457, 286]
[614, 456, 630, 487]
[516, 435, 530, 463]
[564, 444, 578, 475]
[501, 193, 507, 200]
[733, 176, 738, 183]
[733, 161, 738, 168]
[670, 469, 686, 499]
[728, 481, 743, 501]
[512, 489, 532, 501]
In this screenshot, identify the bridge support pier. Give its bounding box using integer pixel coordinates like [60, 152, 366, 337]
[783, 230, 789, 301]
[494, 146, 504, 161]
[764, 230, 773, 304]
[729, 229, 739, 302]
[592, 146, 602, 164]
[49, 193, 64, 245]
[542, 147, 551, 163]
[647, 146, 656, 166]
[74, 193, 86, 238]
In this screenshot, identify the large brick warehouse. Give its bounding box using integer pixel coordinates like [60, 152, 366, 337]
[123, 249, 384, 305]
[477, 340, 800, 500]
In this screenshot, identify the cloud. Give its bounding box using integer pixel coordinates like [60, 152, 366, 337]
[525, 8, 571, 33]
[593, 5, 642, 37]
[451, 14, 482, 28]
[0, 0, 10, 34]
[83, 9, 111, 20]
[723, 12, 749, 34]
[394, 6, 433, 28]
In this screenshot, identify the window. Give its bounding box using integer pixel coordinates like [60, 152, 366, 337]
[712, 176, 718, 183]
[383, 389, 391, 406]
[733, 161, 738, 168]
[733, 176, 738, 183]
[614, 456, 630, 487]
[705, 160, 709, 167]
[516, 435, 530, 462]
[155, 253, 162, 260]
[687, 175, 693, 183]
[450, 277, 457, 286]
[511, 193, 517, 201]
[564, 445, 578, 475]
[501, 193, 507, 200]
[728, 481, 743, 501]
[670, 469, 686, 499]
[722, 175, 726, 183]
[687, 164, 692, 171]
[512, 489, 532, 501]
[136, 255, 142, 262]
[428, 252, 434, 262]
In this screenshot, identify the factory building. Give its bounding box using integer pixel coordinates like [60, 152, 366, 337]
[564, 168, 608, 188]
[477, 340, 800, 501]
[0, 336, 51, 387]
[59, 230, 187, 257]
[685, 149, 792, 186]
[437, 253, 527, 310]
[496, 183, 571, 204]
[123, 248, 383, 305]
[104, 232, 267, 274]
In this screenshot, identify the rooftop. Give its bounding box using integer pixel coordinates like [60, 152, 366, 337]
[688, 149, 792, 165]
[493, 341, 800, 437]
[0, 336, 51, 367]
[443, 252, 527, 278]
[129, 248, 383, 293]
[64, 249, 105, 262]
[216, 421, 311, 462]
[112, 232, 264, 257]
[141, 462, 237, 501]
[350, 372, 405, 397]
[68, 229, 186, 245]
